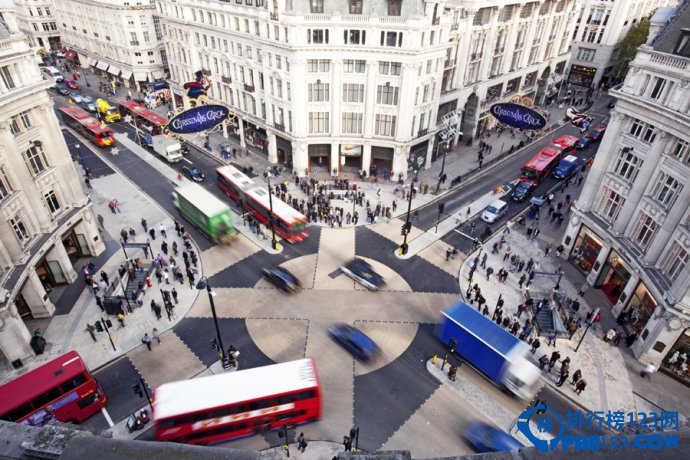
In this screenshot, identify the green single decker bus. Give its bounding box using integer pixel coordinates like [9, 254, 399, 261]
[173, 182, 237, 244]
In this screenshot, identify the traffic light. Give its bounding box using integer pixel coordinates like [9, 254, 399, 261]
[105, 319, 113, 328]
[95, 321, 103, 333]
[401, 225, 407, 236]
[132, 383, 144, 398]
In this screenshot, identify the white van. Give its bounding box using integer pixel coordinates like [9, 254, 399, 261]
[481, 199, 508, 224]
[42, 66, 63, 83]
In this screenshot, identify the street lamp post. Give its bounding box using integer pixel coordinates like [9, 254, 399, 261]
[265, 171, 279, 250]
[438, 140, 449, 180]
[196, 277, 231, 369]
[400, 170, 419, 255]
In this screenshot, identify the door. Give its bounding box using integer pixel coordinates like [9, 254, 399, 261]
[76, 234, 92, 256]
[47, 260, 67, 285]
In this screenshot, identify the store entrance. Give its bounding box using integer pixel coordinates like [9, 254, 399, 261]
[595, 250, 631, 304]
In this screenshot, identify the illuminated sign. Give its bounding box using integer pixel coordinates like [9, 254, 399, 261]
[490, 103, 547, 130]
[167, 105, 230, 134]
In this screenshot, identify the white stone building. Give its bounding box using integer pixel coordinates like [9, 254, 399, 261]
[12, 0, 60, 51]
[0, 0, 19, 34]
[562, 3, 690, 375]
[156, 0, 577, 178]
[0, 23, 104, 369]
[567, 0, 676, 90]
[54, 0, 166, 89]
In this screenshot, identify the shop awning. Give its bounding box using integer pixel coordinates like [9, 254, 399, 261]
[120, 69, 133, 80]
[107, 65, 121, 76]
[133, 72, 148, 81]
[65, 50, 77, 60]
[88, 57, 97, 67]
[152, 70, 165, 80]
[96, 61, 109, 71]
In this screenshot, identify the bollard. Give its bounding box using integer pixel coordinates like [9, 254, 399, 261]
[432, 354, 437, 364]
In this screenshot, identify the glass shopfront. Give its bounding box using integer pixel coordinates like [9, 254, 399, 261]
[662, 328, 690, 385]
[616, 282, 657, 335]
[596, 249, 632, 304]
[569, 226, 603, 275]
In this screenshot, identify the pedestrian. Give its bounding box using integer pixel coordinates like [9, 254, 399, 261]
[343, 436, 352, 452]
[149, 228, 156, 240]
[548, 350, 561, 371]
[446, 248, 452, 261]
[480, 253, 487, 268]
[557, 370, 569, 387]
[531, 338, 541, 354]
[640, 363, 656, 380]
[517, 302, 527, 318]
[518, 273, 526, 288]
[97, 213, 105, 231]
[297, 433, 308, 452]
[120, 228, 128, 244]
[174, 220, 181, 237]
[151, 300, 162, 320]
[161, 241, 169, 255]
[571, 369, 582, 385]
[117, 312, 126, 328]
[100, 270, 109, 286]
[142, 333, 152, 351]
[544, 242, 552, 256]
[486, 266, 494, 281]
[159, 223, 167, 239]
[578, 282, 588, 296]
[171, 287, 179, 304]
[141, 218, 148, 231]
[538, 354, 549, 370]
[547, 332, 557, 347]
[613, 329, 623, 346]
[152, 327, 161, 344]
[227, 345, 240, 368]
[574, 379, 587, 395]
[163, 270, 170, 284]
[95, 295, 104, 312]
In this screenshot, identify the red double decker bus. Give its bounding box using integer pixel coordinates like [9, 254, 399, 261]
[520, 147, 562, 186]
[216, 165, 308, 242]
[0, 351, 107, 426]
[550, 134, 579, 156]
[153, 359, 321, 445]
[59, 105, 115, 147]
[119, 100, 168, 135]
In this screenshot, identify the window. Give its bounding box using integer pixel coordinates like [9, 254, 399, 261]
[130, 32, 139, 46]
[631, 212, 659, 250]
[308, 82, 329, 102]
[307, 29, 329, 44]
[388, 0, 402, 16]
[310, 0, 324, 13]
[596, 187, 624, 222]
[662, 241, 689, 282]
[143, 31, 150, 43]
[342, 83, 364, 102]
[379, 62, 401, 75]
[343, 60, 366, 73]
[307, 60, 330, 72]
[342, 112, 363, 134]
[629, 119, 656, 143]
[308, 112, 329, 133]
[344, 30, 366, 45]
[24, 145, 49, 175]
[127, 16, 134, 25]
[10, 214, 29, 244]
[44, 188, 61, 214]
[375, 114, 397, 137]
[613, 149, 642, 182]
[1, 66, 15, 89]
[670, 139, 689, 163]
[650, 77, 666, 99]
[276, 55, 281, 69]
[576, 48, 596, 62]
[377, 85, 399, 105]
[651, 172, 683, 208]
[380, 31, 402, 47]
[673, 30, 690, 57]
[349, 0, 363, 14]
[643, 125, 657, 143]
[0, 166, 13, 200]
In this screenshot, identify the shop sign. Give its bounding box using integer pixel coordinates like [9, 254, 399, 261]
[490, 103, 546, 130]
[167, 105, 230, 134]
[340, 145, 362, 156]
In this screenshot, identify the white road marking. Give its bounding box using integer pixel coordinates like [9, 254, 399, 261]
[181, 157, 193, 164]
[101, 407, 114, 427]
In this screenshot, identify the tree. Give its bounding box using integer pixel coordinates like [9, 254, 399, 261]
[611, 18, 651, 83]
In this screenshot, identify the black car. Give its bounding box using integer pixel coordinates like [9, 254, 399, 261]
[511, 181, 536, 202]
[181, 166, 205, 182]
[341, 258, 385, 291]
[54, 85, 70, 96]
[576, 136, 593, 150]
[262, 266, 300, 293]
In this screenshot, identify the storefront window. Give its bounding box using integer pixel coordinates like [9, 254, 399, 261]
[616, 282, 656, 335]
[662, 328, 690, 384]
[596, 250, 632, 304]
[570, 226, 603, 275]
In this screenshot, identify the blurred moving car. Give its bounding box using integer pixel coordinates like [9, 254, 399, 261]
[65, 79, 79, 90]
[511, 181, 536, 202]
[575, 136, 592, 150]
[587, 125, 606, 141]
[81, 96, 97, 112]
[71, 93, 83, 104]
[53, 85, 70, 96]
[262, 266, 300, 293]
[464, 422, 522, 453]
[181, 166, 205, 182]
[328, 324, 379, 361]
[341, 258, 385, 291]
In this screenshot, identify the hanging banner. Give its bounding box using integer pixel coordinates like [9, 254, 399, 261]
[167, 105, 230, 134]
[490, 103, 547, 130]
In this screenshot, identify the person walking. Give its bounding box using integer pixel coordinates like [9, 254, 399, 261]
[297, 433, 308, 453]
[152, 327, 161, 344]
[171, 287, 179, 304]
[95, 295, 105, 312]
[117, 312, 126, 328]
[574, 379, 587, 395]
[538, 354, 549, 370]
[578, 282, 588, 296]
[141, 218, 148, 231]
[557, 370, 569, 387]
[149, 228, 156, 240]
[530, 338, 541, 354]
[486, 266, 494, 281]
[570, 369, 582, 386]
[548, 351, 561, 372]
[640, 363, 656, 380]
[142, 333, 152, 351]
[159, 223, 167, 239]
[518, 273, 526, 289]
[343, 436, 352, 452]
[547, 332, 557, 347]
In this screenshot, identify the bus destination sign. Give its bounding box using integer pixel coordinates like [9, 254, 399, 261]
[167, 105, 231, 134]
[490, 103, 546, 131]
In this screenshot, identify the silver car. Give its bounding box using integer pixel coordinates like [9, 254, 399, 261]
[81, 96, 97, 112]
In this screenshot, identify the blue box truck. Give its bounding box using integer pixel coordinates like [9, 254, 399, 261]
[552, 155, 579, 179]
[435, 301, 541, 400]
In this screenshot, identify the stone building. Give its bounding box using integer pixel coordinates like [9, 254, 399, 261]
[12, 0, 60, 51]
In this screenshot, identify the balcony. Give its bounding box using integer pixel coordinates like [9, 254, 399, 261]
[274, 123, 285, 132]
[244, 84, 255, 93]
[417, 128, 429, 137]
[470, 53, 482, 61]
[221, 76, 232, 84]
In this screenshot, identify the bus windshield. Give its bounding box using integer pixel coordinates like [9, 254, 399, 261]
[521, 168, 539, 180]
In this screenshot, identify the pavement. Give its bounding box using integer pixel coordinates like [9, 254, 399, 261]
[4, 67, 687, 454]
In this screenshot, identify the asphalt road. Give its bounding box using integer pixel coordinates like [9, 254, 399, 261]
[50, 86, 612, 453]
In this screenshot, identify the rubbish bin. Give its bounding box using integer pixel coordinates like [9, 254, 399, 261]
[104, 297, 124, 315]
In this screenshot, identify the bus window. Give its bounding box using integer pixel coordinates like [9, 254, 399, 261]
[295, 390, 316, 400]
[3, 403, 33, 422]
[31, 387, 63, 408]
[59, 374, 88, 393]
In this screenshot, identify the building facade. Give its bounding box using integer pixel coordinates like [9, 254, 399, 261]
[54, 0, 166, 89]
[12, 0, 60, 51]
[157, 0, 576, 179]
[567, 0, 676, 90]
[562, 3, 690, 378]
[0, 0, 19, 34]
[0, 22, 105, 369]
